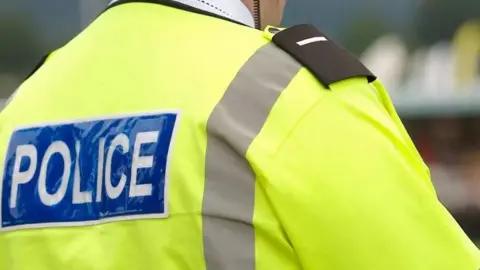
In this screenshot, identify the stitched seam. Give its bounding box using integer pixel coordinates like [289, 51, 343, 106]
[194, 0, 231, 17]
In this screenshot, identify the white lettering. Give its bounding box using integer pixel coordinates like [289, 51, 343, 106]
[96, 138, 106, 202]
[129, 131, 158, 197]
[297, 36, 328, 46]
[73, 141, 92, 204]
[105, 134, 129, 200]
[38, 141, 71, 206]
[10, 145, 38, 208]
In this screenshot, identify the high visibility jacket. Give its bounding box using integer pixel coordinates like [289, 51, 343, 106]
[0, 1, 479, 270]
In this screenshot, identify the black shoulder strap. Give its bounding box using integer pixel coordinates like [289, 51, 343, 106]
[24, 53, 50, 81]
[272, 24, 376, 88]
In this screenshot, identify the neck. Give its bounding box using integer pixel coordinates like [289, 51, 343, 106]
[171, 0, 255, 27]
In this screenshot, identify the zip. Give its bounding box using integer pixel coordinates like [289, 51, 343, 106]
[253, 0, 261, 29]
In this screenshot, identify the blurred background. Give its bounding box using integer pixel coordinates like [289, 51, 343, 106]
[0, 0, 479, 243]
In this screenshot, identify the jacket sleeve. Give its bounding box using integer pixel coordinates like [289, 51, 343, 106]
[263, 78, 480, 269]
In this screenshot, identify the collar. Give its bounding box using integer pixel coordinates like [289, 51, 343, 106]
[109, 0, 255, 27]
[172, 0, 254, 27]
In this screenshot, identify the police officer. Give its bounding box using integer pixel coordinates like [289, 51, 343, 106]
[0, 0, 479, 269]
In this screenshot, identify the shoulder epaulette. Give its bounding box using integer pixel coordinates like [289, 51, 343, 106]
[271, 24, 377, 88]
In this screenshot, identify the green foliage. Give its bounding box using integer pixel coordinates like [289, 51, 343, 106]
[0, 13, 40, 73]
[415, 0, 480, 46]
[0, 12, 43, 97]
[341, 12, 391, 56]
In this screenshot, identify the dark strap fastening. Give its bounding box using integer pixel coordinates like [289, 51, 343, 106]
[272, 24, 377, 88]
[24, 53, 50, 81]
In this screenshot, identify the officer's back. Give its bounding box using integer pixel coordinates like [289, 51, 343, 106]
[0, 0, 479, 270]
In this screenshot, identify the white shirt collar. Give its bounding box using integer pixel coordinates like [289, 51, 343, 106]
[110, 0, 255, 27]
[171, 0, 255, 27]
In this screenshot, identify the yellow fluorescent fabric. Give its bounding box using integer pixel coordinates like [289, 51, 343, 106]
[0, 3, 269, 270]
[250, 74, 480, 269]
[0, 2, 478, 270]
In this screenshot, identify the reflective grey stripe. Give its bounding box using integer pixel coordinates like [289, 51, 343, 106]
[203, 43, 301, 270]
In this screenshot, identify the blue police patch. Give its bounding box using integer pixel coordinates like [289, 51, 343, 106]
[0, 111, 180, 231]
